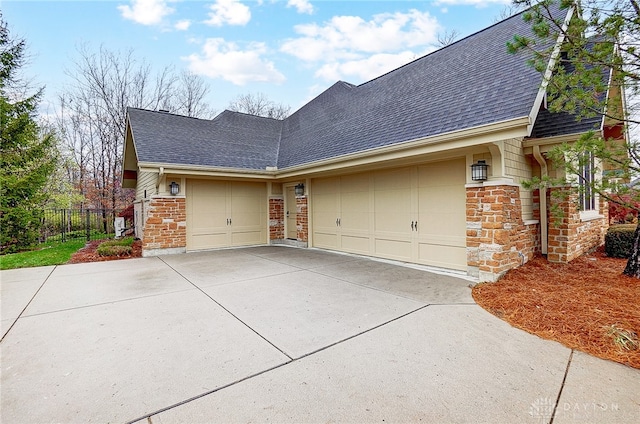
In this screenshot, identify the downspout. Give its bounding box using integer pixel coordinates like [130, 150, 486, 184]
[533, 146, 548, 255]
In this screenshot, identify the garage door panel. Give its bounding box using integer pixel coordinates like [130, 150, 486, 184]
[374, 168, 412, 190]
[374, 238, 412, 261]
[313, 193, 338, 229]
[418, 234, 466, 247]
[230, 182, 266, 245]
[341, 190, 369, 231]
[313, 231, 339, 249]
[416, 159, 466, 268]
[374, 189, 411, 234]
[189, 233, 229, 250]
[340, 172, 369, 192]
[340, 235, 369, 254]
[231, 229, 266, 246]
[418, 243, 467, 271]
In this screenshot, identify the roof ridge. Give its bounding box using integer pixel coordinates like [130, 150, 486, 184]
[221, 109, 284, 121]
[128, 106, 208, 121]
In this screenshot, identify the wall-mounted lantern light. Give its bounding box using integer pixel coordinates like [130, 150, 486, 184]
[471, 160, 489, 182]
[169, 181, 180, 195]
[294, 183, 305, 196]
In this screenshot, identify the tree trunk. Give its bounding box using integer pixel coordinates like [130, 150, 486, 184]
[623, 223, 640, 278]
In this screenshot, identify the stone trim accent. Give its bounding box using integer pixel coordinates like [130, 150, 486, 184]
[141, 196, 186, 255]
[269, 197, 284, 240]
[296, 195, 308, 242]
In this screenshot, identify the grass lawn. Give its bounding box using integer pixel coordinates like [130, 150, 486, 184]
[0, 239, 87, 270]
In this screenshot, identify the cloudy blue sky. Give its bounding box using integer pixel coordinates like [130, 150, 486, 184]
[4, 0, 516, 115]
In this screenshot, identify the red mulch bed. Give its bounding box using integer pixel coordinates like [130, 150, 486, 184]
[472, 248, 640, 369]
[67, 239, 142, 264]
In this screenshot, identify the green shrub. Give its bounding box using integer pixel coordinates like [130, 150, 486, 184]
[96, 244, 132, 257]
[605, 224, 637, 258]
[95, 237, 134, 257]
[98, 237, 134, 247]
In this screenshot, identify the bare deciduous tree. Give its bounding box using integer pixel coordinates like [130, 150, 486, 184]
[227, 92, 291, 119]
[436, 29, 460, 47]
[56, 45, 214, 212]
[174, 70, 216, 118]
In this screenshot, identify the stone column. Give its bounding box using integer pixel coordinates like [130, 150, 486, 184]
[466, 182, 540, 281]
[296, 195, 308, 244]
[142, 196, 186, 257]
[269, 197, 284, 241]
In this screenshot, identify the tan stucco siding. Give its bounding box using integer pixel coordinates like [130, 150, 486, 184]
[136, 171, 158, 201]
[503, 138, 534, 221]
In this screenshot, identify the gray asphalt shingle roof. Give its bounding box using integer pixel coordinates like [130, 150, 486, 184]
[128, 5, 576, 171]
[530, 107, 602, 138]
[128, 108, 282, 170]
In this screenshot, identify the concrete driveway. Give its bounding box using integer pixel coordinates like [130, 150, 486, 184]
[1, 246, 638, 423]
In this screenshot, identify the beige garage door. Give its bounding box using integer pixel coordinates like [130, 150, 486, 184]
[311, 158, 466, 270]
[186, 179, 267, 251]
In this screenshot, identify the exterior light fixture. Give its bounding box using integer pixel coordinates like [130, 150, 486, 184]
[294, 183, 305, 196]
[471, 160, 489, 182]
[169, 181, 180, 195]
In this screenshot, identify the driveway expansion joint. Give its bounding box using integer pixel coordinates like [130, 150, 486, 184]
[0, 265, 56, 344]
[550, 349, 574, 424]
[158, 257, 294, 361]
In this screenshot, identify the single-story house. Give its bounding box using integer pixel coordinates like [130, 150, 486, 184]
[121, 4, 625, 282]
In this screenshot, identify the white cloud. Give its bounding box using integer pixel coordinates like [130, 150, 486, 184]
[184, 38, 285, 86]
[287, 0, 314, 15]
[204, 0, 251, 27]
[118, 0, 174, 25]
[174, 19, 191, 31]
[315, 51, 423, 82]
[281, 9, 441, 82]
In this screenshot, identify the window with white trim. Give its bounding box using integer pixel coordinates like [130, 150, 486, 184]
[578, 151, 596, 211]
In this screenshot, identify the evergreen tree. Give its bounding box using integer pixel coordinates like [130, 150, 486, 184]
[0, 15, 56, 252]
[509, 0, 640, 277]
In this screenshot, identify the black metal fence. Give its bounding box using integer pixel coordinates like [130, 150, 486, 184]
[40, 209, 120, 243]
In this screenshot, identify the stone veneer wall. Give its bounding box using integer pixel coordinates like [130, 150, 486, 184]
[269, 197, 284, 240]
[546, 188, 608, 263]
[142, 196, 186, 256]
[296, 195, 308, 242]
[466, 183, 540, 282]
